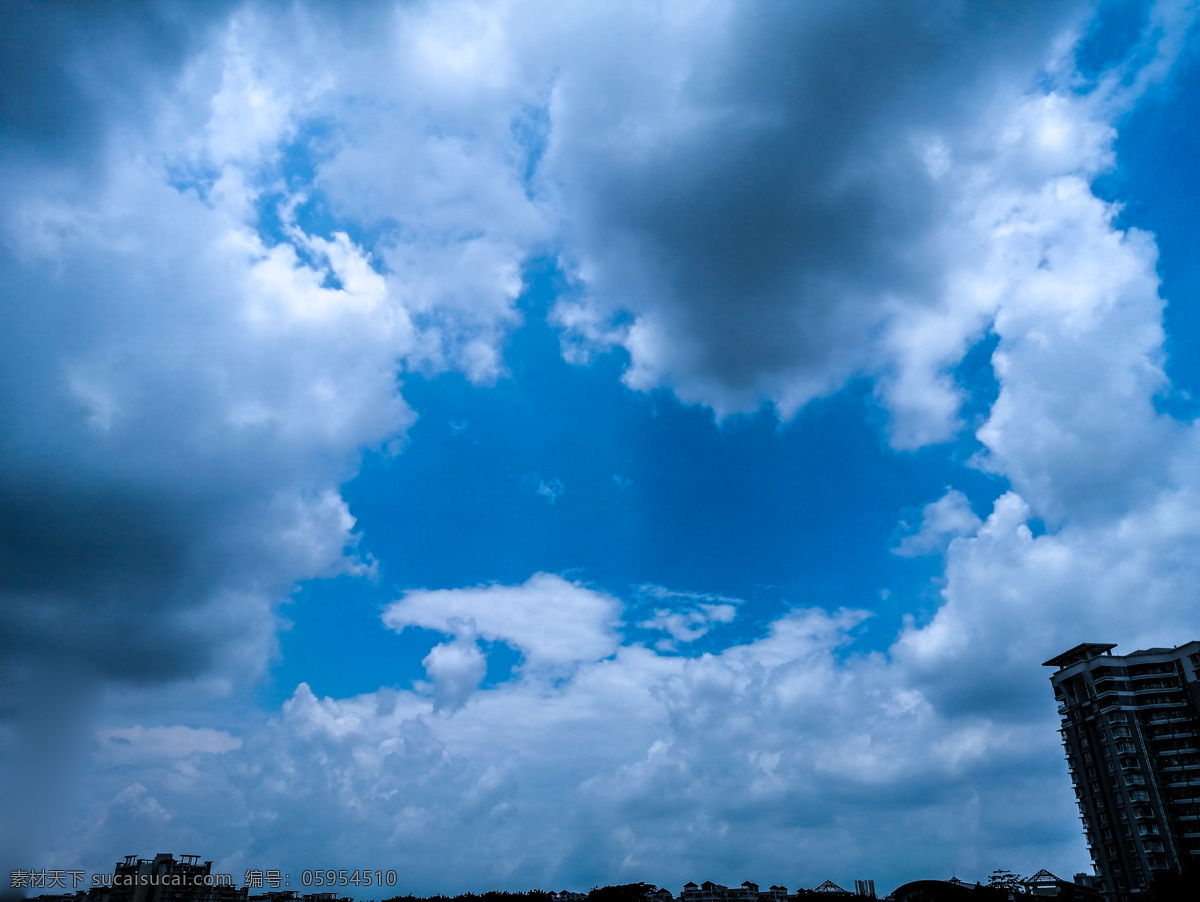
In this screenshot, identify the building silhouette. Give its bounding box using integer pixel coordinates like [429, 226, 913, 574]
[1045, 641, 1200, 899]
[88, 854, 245, 902]
[1019, 869, 1101, 899]
[678, 880, 870, 900]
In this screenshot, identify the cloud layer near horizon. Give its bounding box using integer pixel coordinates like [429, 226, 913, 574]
[3, 0, 1200, 893]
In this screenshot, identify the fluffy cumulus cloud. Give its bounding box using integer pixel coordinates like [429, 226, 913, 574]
[545, 0, 1109, 438]
[385, 573, 623, 679]
[0, 0, 550, 703]
[6, 0, 1200, 894]
[69, 593, 1074, 892]
[0, 0, 543, 870]
[893, 490, 982, 558]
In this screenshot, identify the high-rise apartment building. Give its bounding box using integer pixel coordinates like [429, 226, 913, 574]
[1044, 641, 1200, 900]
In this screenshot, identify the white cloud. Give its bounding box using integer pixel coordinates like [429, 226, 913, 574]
[384, 573, 622, 674]
[0, 152, 407, 692]
[0, 0, 552, 699]
[108, 784, 172, 828]
[895, 472, 1200, 717]
[0, 0, 548, 868]
[535, 476, 564, 504]
[635, 585, 741, 649]
[422, 636, 489, 712]
[98, 727, 242, 764]
[70, 596, 1081, 892]
[894, 490, 982, 558]
[534, 0, 1193, 465]
[970, 175, 1178, 522]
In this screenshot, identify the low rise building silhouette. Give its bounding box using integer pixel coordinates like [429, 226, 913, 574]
[99, 854, 242, 902]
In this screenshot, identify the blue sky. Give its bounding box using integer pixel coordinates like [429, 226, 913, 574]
[2, 0, 1200, 896]
[272, 260, 1004, 702]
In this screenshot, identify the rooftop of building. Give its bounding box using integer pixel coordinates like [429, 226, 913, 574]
[1042, 643, 1117, 669]
[1043, 640, 1200, 671]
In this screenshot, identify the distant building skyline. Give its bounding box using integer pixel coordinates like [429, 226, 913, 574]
[23, 852, 1119, 902]
[23, 857, 888, 902]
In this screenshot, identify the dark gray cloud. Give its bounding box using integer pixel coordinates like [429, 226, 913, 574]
[0, 3, 421, 867]
[0, 6, 541, 837]
[0, 192, 387, 693]
[0, 479, 205, 681]
[547, 0, 1096, 431]
[0, 1, 238, 162]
